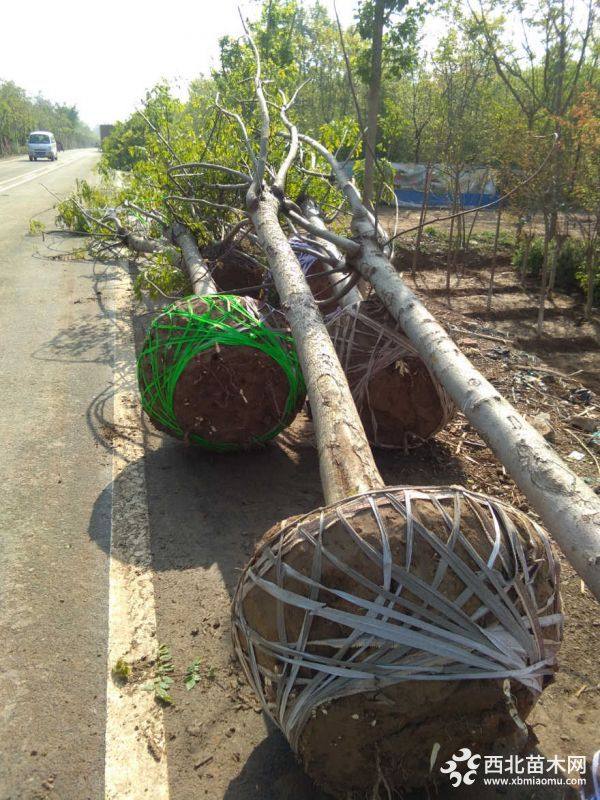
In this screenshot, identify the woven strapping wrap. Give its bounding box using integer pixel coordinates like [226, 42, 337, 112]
[232, 486, 562, 751]
[289, 235, 455, 447]
[326, 297, 455, 447]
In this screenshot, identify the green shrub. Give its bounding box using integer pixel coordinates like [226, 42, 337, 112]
[512, 235, 587, 294]
[575, 248, 600, 305]
[557, 238, 586, 293]
[512, 236, 544, 277]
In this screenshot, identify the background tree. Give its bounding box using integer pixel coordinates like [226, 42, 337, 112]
[569, 86, 600, 317]
[354, 0, 425, 206]
[0, 80, 97, 155]
[469, 0, 596, 332]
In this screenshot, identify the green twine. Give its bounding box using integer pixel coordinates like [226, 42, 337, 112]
[137, 294, 305, 451]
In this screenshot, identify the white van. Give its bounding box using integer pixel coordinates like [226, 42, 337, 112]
[28, 131, 58, 162]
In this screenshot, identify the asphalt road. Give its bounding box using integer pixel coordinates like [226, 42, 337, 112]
[0, 149, 113, 800]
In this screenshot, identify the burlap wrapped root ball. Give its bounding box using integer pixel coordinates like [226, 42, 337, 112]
[232, 486, 562, 797]
[328, 296, 455, 449]
[137, 294, 305, 451]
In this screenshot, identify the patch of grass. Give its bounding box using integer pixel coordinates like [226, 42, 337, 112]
[470, 229, 516, 249]
[424, 226, 444, 241]
[112, 657, 132, 682]
[28, 219, 45, 236]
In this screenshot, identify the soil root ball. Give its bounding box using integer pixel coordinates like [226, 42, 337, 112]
[289, 236, 342, 314]
[232, 486, 562, 797]
[328, 296, 455, 448]
[137, 294, 305, 451]
[208, 250, 266, 299]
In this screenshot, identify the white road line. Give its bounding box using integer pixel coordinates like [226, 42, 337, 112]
[0, 154, 26, 167]
[0, 153, 93, 194]
[105, 266, 169, 800]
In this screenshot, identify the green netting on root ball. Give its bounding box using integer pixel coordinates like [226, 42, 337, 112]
[137, 294, 305, 451]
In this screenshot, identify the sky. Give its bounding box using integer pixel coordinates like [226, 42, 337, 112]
[1, 0, 525, 130]
[1, 0, 360, 129]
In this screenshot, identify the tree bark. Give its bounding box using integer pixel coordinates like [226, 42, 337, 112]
[536, 217, 551, 336]
[585, 244, 596, 319]
[349, 210, 600, 598]
[171, 222, 217, 295]
[412, 164, 432, 280]
[520, 233, 532, 284]
[106, 214, 166, 257]
[248, 189, 384, 504]
[548, 232, 567, 297]
[486, 205, 502, 311]
[362, 0, 386, 210]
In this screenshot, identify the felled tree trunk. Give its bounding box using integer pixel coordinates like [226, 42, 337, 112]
[103, 213, 168, 257]
[352, 208, 600, 597]
[298, 134, 600, 598]
[238, 172, 561, 800]
[248, 187, 383, 501]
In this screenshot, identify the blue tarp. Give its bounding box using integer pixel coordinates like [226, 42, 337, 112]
[394, 188, 501, 209]
[390, 163, 500, 209]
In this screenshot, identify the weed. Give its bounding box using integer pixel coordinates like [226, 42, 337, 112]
[28, 219, 45, 236]
[113, 657, 132, 681]
[142, 644, 175, 705]
[184, 658, 202, 691]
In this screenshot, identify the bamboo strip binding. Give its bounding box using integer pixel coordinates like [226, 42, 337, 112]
[232, 486, 562, 752]
[326, 297, 456, 448]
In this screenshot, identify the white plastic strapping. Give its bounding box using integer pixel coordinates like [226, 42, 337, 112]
[232, 486, 562, 751]
[326, 298, 455, 448]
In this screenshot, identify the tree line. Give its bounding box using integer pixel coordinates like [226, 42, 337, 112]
[99, 0, 599, 315]
[0, 80, 98, 155]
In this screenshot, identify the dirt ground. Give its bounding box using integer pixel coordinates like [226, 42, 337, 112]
[378, 206, 585, 240]
[120, 249, 600, 800]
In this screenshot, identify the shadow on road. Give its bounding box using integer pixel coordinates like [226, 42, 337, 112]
[87, 420, 468, 583]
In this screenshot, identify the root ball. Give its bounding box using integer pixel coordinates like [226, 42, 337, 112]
[328, 297, 455, 448]
[137, 294, 305, 450]
[232, 486, 562, 796]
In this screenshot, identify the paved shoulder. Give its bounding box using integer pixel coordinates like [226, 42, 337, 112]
[0, 153, 112, 800]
